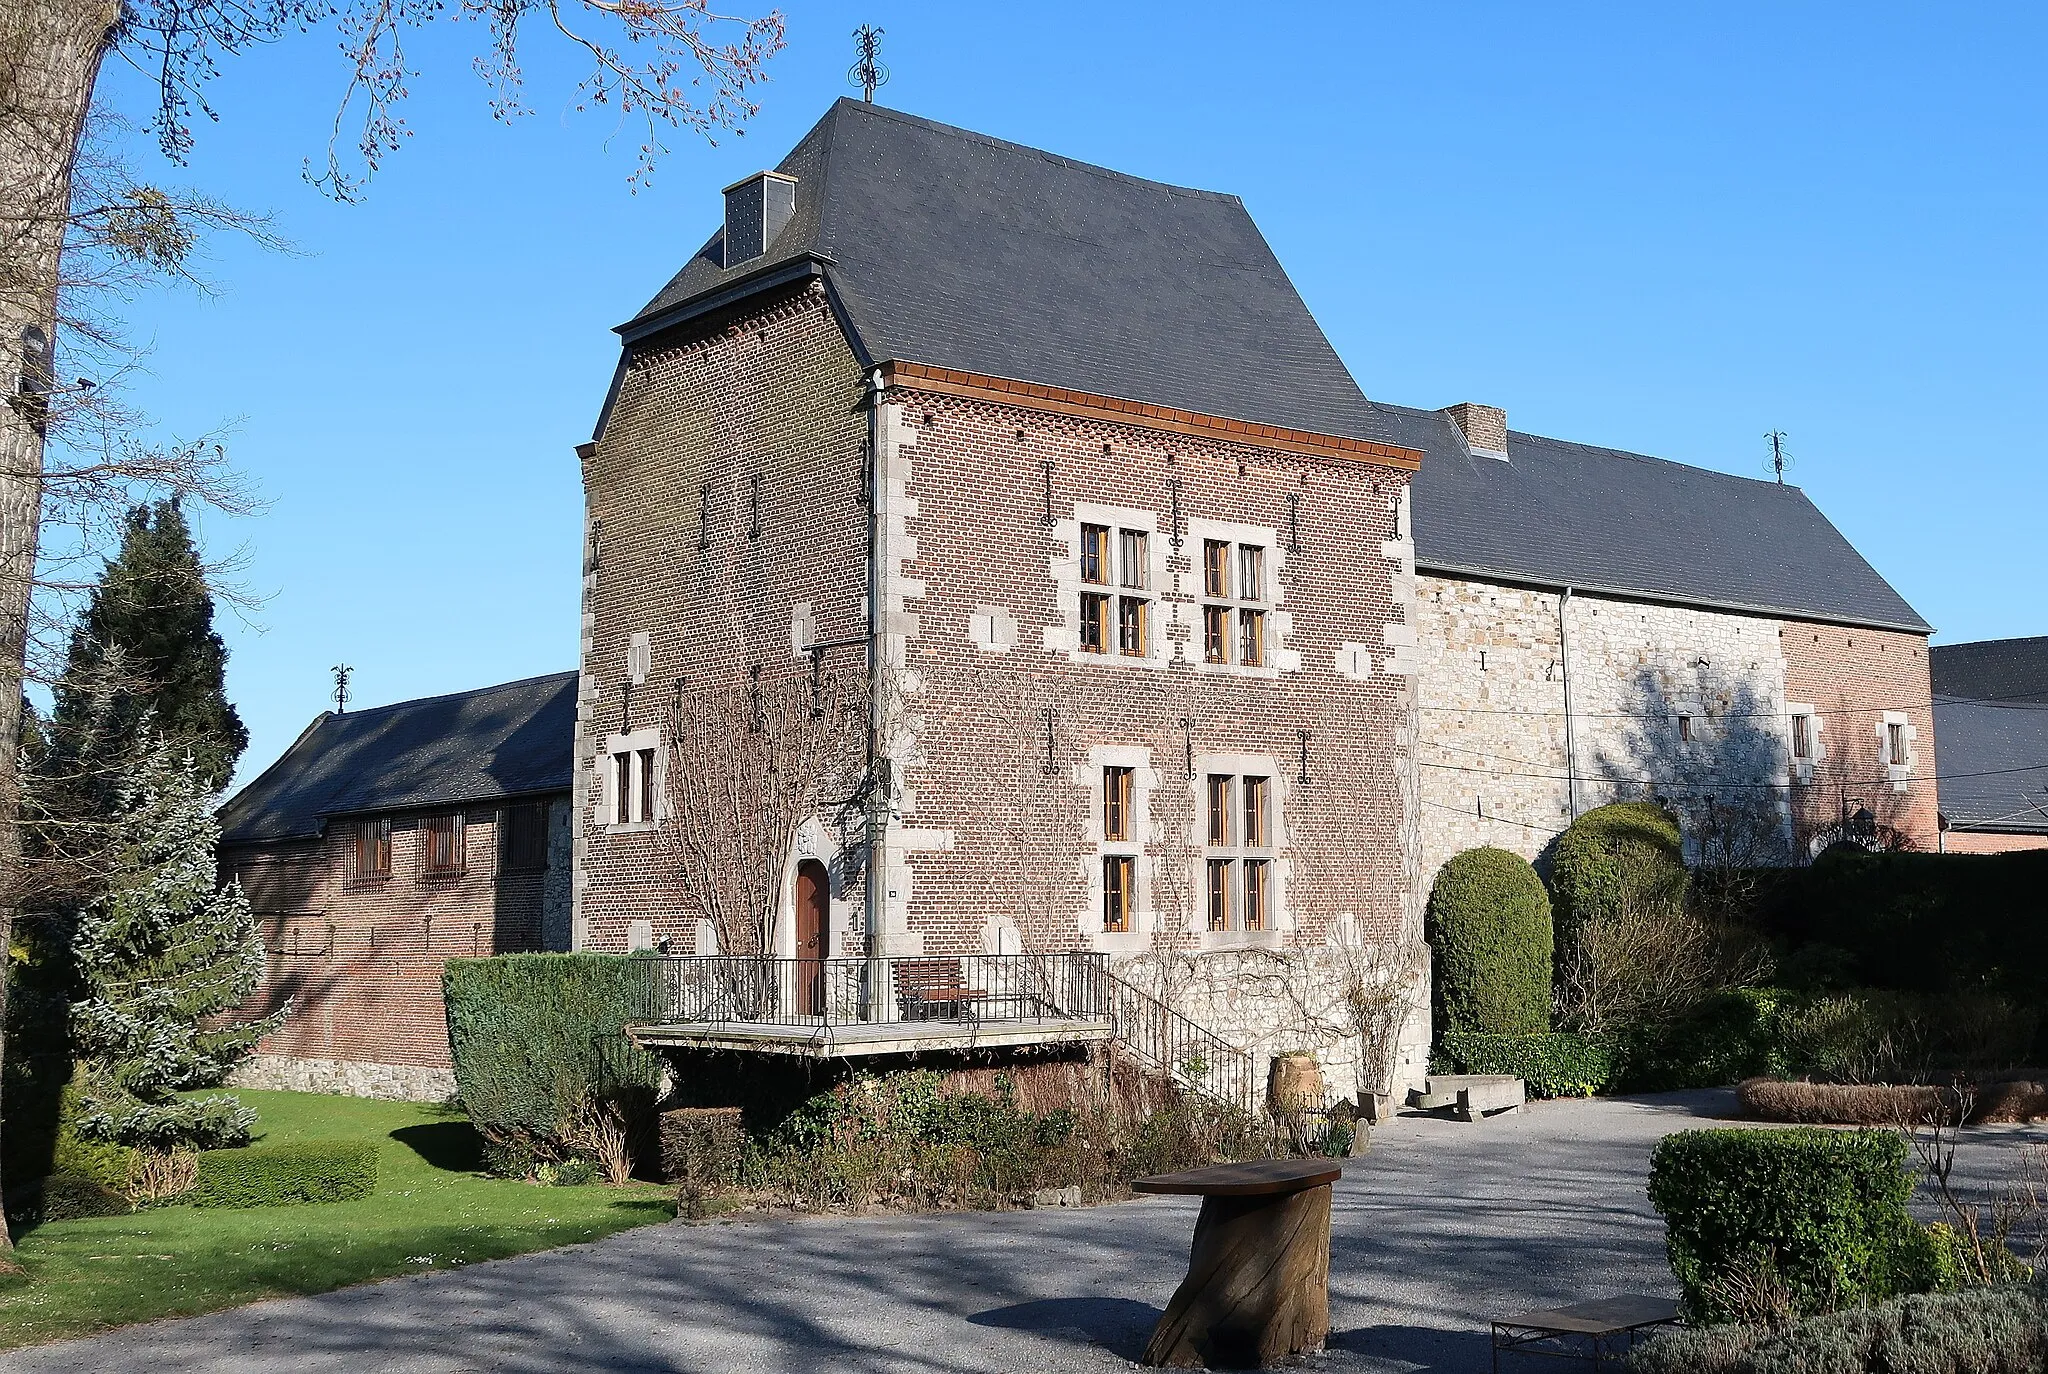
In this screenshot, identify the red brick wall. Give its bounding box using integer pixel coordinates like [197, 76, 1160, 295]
[1943, 830, 2048, 855]
[1782, 622, 1939, 852]
[227, 802, 559, 1069]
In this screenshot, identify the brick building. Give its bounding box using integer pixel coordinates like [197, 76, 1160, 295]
[217, 673, 575, 1099]
[219, 99, 1943, 1103]
[1930, 637, 2048, 853]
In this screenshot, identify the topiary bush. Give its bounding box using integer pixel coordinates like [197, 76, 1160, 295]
[1433, 1031, 1614, 1098]
[191, 1141, 378, 1208]
[444, 954, 664, 1171]
[1646, 1127, 1930, 1323]
[1426, 847, 1553, 1037]
[1626, 1278, 2048, 1374]
[1549, 801, 1688, 947]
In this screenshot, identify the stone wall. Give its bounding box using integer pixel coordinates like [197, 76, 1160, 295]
[228, 1054, 456, 1103]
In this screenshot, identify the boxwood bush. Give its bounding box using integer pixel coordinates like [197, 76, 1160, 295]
[444, 954, 664, 1170]
[1433, 1031, 1614, 1098]
[1549, 801, 1688, 947]
[1426, 847, 1553, 1037]
[192, 1141, 378, 1208]
[1646, 1127, 1931, 1322]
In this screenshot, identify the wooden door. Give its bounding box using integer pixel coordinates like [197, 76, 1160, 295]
[794, 860, 829, 1017]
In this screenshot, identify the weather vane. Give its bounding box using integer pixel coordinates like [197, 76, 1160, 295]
[850, 25, 888, 103]
[1765, 430, 1793, 484]
[332, 663, 353, 714]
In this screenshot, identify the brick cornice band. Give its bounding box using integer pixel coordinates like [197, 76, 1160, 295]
[881, 361, 1424, 472]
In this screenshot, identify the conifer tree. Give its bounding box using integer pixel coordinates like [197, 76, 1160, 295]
[67, 733, 280, 1150]
[51, 500, 247, 797]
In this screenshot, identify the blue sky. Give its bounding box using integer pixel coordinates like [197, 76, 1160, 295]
[85, 3, 2046, 789]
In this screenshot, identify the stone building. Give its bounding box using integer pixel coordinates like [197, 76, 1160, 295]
[1930, 636, 2048, 853]
[1392, 403, 1939, 880]
[217, 673, 575, 1099]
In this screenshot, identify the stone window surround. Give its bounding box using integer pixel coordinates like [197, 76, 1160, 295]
[1183, 517, 1298, 678]
[1077, 744, 1158, 953]
[1046, 503, 1171, 669]
[1878, 710, 1917, 792]
[1786, 701, 1826, 784]
[601, 726, 664, 833]
[1187, 752, 1288, 951]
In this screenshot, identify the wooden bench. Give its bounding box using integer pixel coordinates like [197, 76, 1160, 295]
[1407, 1074, 1525, 1122]
[892, 958, 988, 1020]
[1133, 1158, 1340, 1368]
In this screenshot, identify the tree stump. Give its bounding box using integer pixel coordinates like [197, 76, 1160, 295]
[1133, 1159, 1340, 1369]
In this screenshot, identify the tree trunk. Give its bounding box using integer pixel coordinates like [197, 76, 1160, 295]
[0, 0, 121, 1258]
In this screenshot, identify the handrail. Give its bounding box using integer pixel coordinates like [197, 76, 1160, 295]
[627, 952, 1110, 1029]
[1104, 970, 1258, 1112]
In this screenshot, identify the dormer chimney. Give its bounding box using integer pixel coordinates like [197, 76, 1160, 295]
[722, 171, 797, 267]
[1443, 402, 1509, 461]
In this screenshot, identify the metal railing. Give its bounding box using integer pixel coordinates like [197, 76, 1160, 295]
[1105, 970, 1258, 1111]
[629, 952, 1110, 1029]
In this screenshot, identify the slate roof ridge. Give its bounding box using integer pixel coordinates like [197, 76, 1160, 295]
[825, 98, 1245, 206]
[317, 669, 578, 723]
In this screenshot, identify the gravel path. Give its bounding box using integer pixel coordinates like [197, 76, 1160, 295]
[8, 1091, 2041, 1373]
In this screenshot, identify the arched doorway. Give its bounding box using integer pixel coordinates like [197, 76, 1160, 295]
[794, 859, 830, 1016]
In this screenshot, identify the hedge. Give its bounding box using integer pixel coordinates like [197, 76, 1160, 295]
[1433, 1032, 1613, 1098]
[1646, 1127, 1930, 1323]
[1549, 802, 1688, 947]
[1609, 988, 1786, 1092]
[1627, 1279, 2048, 1374]
[1426, 847, 1553, 1037]
[191, 1141, 378, 1208]
[444, 954, 663, 1165]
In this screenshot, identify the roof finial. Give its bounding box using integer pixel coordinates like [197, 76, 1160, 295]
[1765, 430, 1792, 484]
[332, 663, 353, 714]
[850, 24, 888, 103]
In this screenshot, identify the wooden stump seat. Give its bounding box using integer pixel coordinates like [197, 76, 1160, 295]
[1132, 1158, 1341, 1369]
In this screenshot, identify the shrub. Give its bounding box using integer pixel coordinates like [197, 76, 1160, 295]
[1647, 1127, 1926, 1322]
[1549, 802, 1688, 949]
[444, 954, 663, 1169]
[1433, 1031, 1614, 1098]
[191, 1141, 378, 1208]
[1738, 1078, 1952, 1127]
[1611, 988, 1787, 1091]
[34, 1173, 132, 1221]
[1627, 1279, 2048, 1374]
[1426, 847, 1553, 1037]
[659, 1107, 746, 1196]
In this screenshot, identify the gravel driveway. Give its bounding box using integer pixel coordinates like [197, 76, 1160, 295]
[8, 1091, 2041, 1373]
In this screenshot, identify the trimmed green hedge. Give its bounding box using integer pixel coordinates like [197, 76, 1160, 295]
[444, 954, 663, 1166]
[1550, 802, 1688, 946]
[191, 1141, 378, 1208]
[1647, 1127, 1929, 1323]
[1426, 847, 1553, 1037]
[1627, 1279, 2048, 1374]
[1433, 1031, 1614, 1098]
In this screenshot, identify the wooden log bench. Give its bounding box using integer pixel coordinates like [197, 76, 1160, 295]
[1407, 1074, 1525, 1122]
[892, 958, 988, 1021]
[1132, 1158, 1340, 1368]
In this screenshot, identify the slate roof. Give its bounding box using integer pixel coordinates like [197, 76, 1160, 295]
[217, 672, 576, 845]
[625, 100, 1929, 636]
[1932, 697, 2048, 833]
[1382, 405, 1933, 633]
[1931, 637, 2048, 705]
[626, 98, 1395, 446]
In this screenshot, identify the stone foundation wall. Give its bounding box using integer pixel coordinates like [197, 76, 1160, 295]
[228, 1054, 457, 1103]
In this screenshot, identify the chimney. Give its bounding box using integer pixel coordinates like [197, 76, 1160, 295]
[1442, 402, 1509, 461]
[722, 171, 797, 267]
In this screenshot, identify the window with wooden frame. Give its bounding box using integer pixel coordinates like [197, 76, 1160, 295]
[346, 817, 392, 884]
[500, 801, 550, 873]
[605, 732, 662, 830]
[1790, 713, 1813, 761]
[1103, 766, 1135, 843]
[637, 748, 657, 822]
[1200, 538, 1270, 668]
[1887, 721, 1907, 767]
[1102, 854, 1135, 933]
[1200, 769, 1276, 933]
[420, 813, 465, 879]
[613, 753, 633, 825]
[1677, 712, 1695, 744]
[1077, 522, 1154, 660]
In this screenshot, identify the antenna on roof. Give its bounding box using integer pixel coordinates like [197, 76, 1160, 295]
[850, 25, 888, 103]
[1765, 430, 1793, 484]
[331, 663, 353, 715]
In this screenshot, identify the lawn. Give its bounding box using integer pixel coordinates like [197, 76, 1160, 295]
[0, 1090, 675, 1349]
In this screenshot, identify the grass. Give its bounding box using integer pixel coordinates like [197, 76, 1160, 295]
[0, 1090, 675, 1350]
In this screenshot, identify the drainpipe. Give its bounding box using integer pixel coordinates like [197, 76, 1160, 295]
[1559, 586, 1580, 821]
[864, 366, 887, 966]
